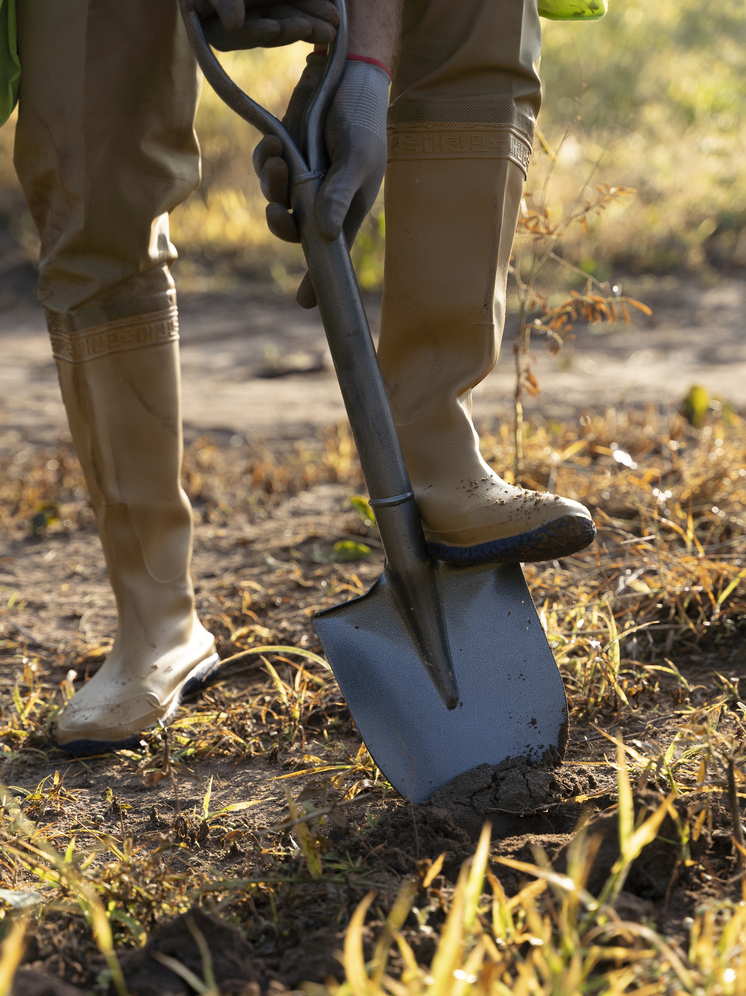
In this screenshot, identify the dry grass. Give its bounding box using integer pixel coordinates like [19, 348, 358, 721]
[1, 402, 745, 993]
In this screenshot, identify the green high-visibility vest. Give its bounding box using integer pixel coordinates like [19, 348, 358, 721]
[0, 0, 19, 127]
[539, 0, 608, 20]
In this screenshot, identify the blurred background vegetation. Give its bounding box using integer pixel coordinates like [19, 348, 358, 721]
[0, 0, 744, 301]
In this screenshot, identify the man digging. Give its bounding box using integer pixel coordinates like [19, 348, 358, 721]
[6, 0, 596, 755]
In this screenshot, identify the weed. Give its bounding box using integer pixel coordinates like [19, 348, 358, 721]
[305, 763, 743, 995]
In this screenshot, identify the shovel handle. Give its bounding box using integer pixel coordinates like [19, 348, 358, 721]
[179, 0, 344, 178]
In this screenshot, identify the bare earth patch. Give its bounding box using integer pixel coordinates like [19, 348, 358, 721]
[1, 283, 746, 993]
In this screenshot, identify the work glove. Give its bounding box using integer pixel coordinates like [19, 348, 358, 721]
[195, 0, 340, 50]
[253, 54, 390, 308]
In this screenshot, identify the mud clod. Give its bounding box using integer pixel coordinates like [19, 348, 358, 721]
[366, 805, 475, 880]
[425, 752, 601, 840]
[278, 928, 348, 987]
[112, 908, 269, 996]
[555, 791, 712, 900]
[11, 971, 86, 996]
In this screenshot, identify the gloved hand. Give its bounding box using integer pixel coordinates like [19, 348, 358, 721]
[253, 54, 390, 308]
[195, 0, 340, 51]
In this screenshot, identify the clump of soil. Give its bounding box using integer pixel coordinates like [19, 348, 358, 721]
[277, 927, 349, 987]
[112, 908, 269, 995]
[366, 804, 476, 881]
[554, 791, 716, 900]
[108, 909, 362, 994]
[426, 753, 614, 840]
[12, 972, 86, 996]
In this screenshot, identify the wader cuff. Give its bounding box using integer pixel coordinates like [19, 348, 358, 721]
[47, 303, 179, 363]
[389, 0, 542, 172]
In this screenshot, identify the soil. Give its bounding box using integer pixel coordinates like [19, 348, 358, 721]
[2, 276, 746, 994]
[3, 272, 746, 451]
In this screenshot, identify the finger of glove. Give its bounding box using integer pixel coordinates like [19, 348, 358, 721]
[260, 156, 290, 207]
[263, 17, 334, 47]
[266, 202, 300, 244]
[259, 5, 335, 43]
[292, 0, 340, 26]
[262, 17, 313, 46]
[257, 5, 315, 23]
[202, 0, 244, 31]
[194, 0, 224, 20]
[296, 271, 317, 310]
[244, 0, 336, 14]
[203, 17, 281, 50]
[304, 18, 337, 45]
[241, 0, 300, 6]
[252, 135, 283, 180]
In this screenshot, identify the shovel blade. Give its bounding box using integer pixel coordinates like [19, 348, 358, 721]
[314, 561, 567, 803]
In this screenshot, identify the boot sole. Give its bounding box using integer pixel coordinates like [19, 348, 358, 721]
[428, 514, 596, 565]
[54, 653, 222, 757]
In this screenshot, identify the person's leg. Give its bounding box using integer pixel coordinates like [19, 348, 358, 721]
[377, 0, 595, 564]
[14, 0, 217, 751]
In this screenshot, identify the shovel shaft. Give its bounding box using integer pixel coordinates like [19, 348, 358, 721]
[293, 181, 458, 707]
[292, 185, 411, 502]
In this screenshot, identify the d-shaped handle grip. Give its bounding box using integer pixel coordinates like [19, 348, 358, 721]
[178, 0, 348, 181]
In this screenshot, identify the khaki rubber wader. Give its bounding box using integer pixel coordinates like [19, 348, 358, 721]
[15, 1, 216, 748]
[379, 0, 594, 562]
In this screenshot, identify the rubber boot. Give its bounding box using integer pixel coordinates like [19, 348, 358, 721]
[377, 156, 596, 564]
[50, 310, 218, 753]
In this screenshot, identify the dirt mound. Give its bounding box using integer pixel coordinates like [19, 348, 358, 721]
[363, 755, 617, 883]
[112, 907, 270, 996]
[106, 908, 363, 994]
[366, 804, 476, 881]
[426, 754, 613, 839]
[11, 971, 86, 996]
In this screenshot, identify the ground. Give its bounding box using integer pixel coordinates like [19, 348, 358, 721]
[1, 275, 745, 994]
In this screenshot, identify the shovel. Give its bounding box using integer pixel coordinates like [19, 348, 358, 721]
[180, 0, 568, 803]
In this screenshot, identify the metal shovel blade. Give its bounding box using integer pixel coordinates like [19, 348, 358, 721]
[314, 561, 567, 803]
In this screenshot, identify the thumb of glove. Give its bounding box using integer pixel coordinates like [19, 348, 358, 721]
[296, 172, 378, 309]
[297, 144, 386, 309]
[297, 161, 382, 309]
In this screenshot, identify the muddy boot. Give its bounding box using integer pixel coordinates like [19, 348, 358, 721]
[50, 308, 218, 753]
[377, 155, 596, 564]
